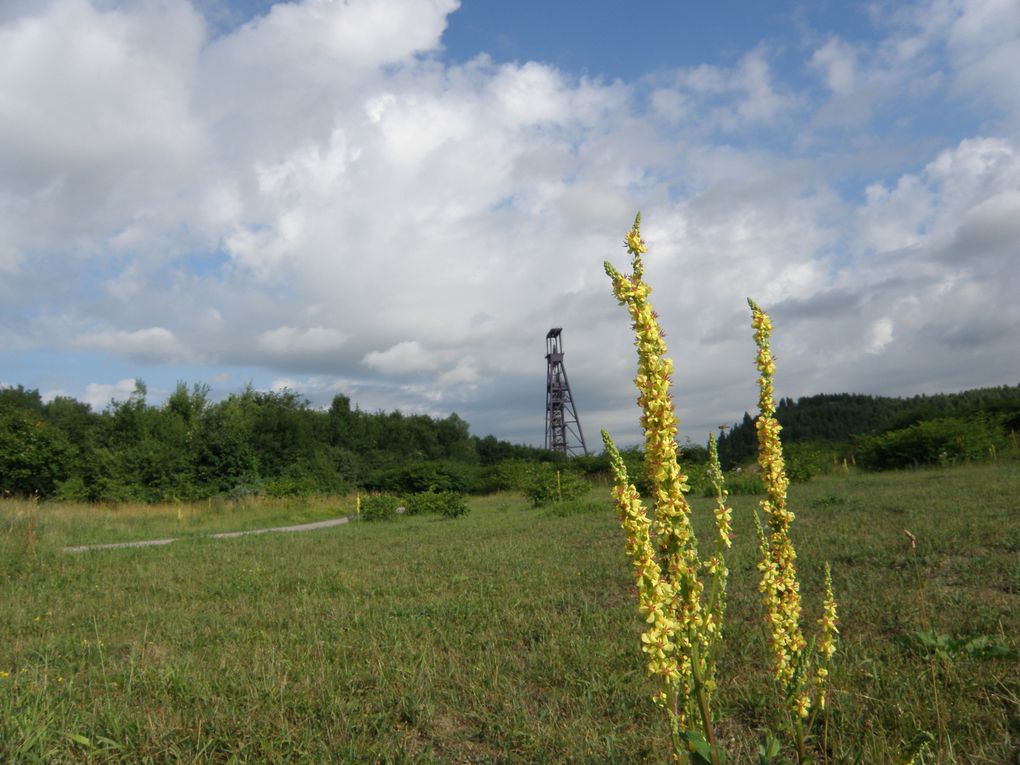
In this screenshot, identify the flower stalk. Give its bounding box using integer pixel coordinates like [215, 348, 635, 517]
[603, 214, 727, 763]
[603, 214, 838, 763]
[748, 298, 839, 760]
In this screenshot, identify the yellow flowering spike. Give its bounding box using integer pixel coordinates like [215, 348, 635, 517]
[748, 298, 805, 700]
[602, 430, 687, 719]
[624, 213, 647, 281]
[605, 234, 699, 599]
[604, 215, 717, 741]
[815, 562, 839, 710]
[748, 298, 839, 734]
[701, 433, 732, 696]
[706, 434, 733, 552]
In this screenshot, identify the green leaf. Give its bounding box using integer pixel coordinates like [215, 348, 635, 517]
[680, 730, 715, 764]
[65, 732, 92, 747]
[94, 735, 122, 749]
[757, 730, 782, 764]
[959, 635, 1019, 660]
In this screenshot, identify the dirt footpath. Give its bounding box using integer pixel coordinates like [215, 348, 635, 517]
[64, 516, 351, 553]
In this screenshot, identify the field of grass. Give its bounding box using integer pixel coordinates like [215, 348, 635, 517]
[2, 461, 1019, 763]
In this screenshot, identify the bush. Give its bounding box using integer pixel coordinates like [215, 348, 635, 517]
[685, 463, 712, 496]
[783, 442, 835, 482]
[722, 469, 765, 496]
[857, 415, 1007, 470]
[523, 465, 590, 507]
[482, 458, 546, 492]
[360, 494, 402, 521]
[264, 474, 318, 497]
[438, 492, 469, 518]
[404, 489, 469, 518]
[364, 460, 481, 495]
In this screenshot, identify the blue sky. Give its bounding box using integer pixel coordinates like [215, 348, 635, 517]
[1, 0, 1019, 447]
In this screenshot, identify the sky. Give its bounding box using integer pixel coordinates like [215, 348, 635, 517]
[1, 0, 1019, 449]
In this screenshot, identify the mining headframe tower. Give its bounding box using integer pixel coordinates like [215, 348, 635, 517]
[544, 328, 588, 456]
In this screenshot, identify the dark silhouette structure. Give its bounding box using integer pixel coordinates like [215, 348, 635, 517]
[544, 328, 588, 456]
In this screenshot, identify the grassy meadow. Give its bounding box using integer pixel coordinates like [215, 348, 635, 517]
[2, 462, 1019, 763]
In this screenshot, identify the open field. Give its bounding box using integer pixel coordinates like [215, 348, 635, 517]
[2, 462, 1019, 763]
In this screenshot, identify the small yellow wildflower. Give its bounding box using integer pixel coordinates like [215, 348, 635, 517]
[625, 226, 647, 255]
[795, 692, 811, 718]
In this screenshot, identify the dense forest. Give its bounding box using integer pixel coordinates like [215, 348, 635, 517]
[717, 385, 1020, 470]
[0, 381, 557, 501]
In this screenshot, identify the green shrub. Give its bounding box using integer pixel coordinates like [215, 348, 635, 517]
[523, 465, 590, 507]
[783, 442, 833, 482]
[404, 490, 441, 515]
[858, 415, 1007, 470]
[360, 494, 402, 521]
[684, 463, 711, 496]
[264, 474, 318, 497]
[438, 492, 469, 518]
[722, 469, 765, 495]
[227, 475, 264, 500]
[365, 460, 481, 495]
[617, 448, 652, 495]
[484, 458, 550, 492]
[404, 489, 469, 518]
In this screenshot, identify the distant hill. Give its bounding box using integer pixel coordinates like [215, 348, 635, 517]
[716, 384, 1020, 468]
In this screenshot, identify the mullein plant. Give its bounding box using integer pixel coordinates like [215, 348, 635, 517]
[749, 298, 839, 761]
[601, 215, 838, 764]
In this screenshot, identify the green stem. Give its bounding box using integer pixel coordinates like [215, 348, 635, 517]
[822, 703, 829, 765]
[690, 641, 722, 765]
[908, 541, 953, 760]
[669, 687, 691, 765]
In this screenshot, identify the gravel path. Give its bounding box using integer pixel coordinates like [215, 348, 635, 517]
[63, 516, 351, 553]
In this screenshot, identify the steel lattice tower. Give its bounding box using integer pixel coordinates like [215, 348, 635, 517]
[544, 328, 588, 456]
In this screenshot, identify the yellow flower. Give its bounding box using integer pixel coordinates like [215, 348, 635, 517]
[795, 693, 811, 718]
[625, 227, 647, 255]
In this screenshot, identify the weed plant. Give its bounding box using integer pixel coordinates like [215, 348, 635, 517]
[600, 216, 838, 763]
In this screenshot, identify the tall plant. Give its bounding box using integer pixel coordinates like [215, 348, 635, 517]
[601, 215, 838, 763]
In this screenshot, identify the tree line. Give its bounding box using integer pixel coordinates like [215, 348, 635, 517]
[0, 381, 558, 501]
[6, 379, 1018, 501]
[717, 384, 1020, 470]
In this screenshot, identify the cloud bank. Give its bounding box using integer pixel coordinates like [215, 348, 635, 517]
[1, 0, 1018, 445]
